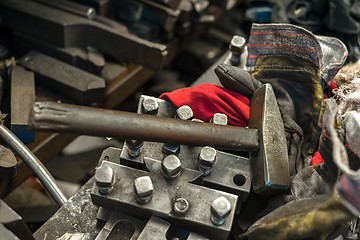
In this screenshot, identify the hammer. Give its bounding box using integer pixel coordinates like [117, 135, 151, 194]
[30, 84, 290, 194]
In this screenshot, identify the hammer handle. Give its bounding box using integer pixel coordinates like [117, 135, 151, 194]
[30, 102, 259, 151]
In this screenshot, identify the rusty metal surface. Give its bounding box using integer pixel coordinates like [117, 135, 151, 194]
[0, 0, 168, 70]
[30, 101, 259, 151]
[10, 66, 36, 143]
[18, 51, 106, 105]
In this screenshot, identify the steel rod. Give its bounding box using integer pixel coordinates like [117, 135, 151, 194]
[30, 102, 259, 151]
[0, 124, 67, 206]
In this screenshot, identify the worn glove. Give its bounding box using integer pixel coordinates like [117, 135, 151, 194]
[215, 62, 304, 176]
[216, 23, 347, 174]
[237, 193, 355, 240]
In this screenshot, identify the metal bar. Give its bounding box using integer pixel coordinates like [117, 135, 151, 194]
[30, 101, 259, 151]
[10, 66, 36, 143]
[18, 51, 106, 105]
[0, 124, 67, 206]
[13, 31, 105, 76]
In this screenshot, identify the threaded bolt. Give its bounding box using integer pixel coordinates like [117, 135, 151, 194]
[210, 196, 232, 226]
[198, 146, 217, 176]
[134, 176, 154, 204]
[142, 98, 159, 115]
[161, 155, 182, 179]
[95, 165, 115, 195]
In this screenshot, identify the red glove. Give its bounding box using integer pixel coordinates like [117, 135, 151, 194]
[160, 83, 250, 127]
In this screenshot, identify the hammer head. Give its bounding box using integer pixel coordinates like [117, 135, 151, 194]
[249, 84, 290, 194]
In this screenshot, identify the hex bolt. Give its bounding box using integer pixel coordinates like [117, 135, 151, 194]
[210, 196, 232, 226]
[161, 155, 182, 179]
[125, 139, 144, 158]
[229, 35, 246, 66]
[162, 143, 180, 155]
[142, 98, 159, 115]
[198, 146, 217, 176]
[210, 113, 228, 125]
[176, 105, 194, 120]
[134, 176, 154, 204]
[95, 165, 115, 195]
[173, 197, 189, 216]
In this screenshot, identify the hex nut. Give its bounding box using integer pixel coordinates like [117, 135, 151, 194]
[95, 165, 115, 195]
[142, 98, 159, 115]
[198, 146, 217, 176]
[229, 35, 246, 54]
[173, 198, 189, 216]
[176, 105, 194, 120]
[162, 143, 180, 155]
[134, 176, 154, 204]
[210, 196, 232, 226]
[210, 113, 228, 125]
[161, 155, 182, 179]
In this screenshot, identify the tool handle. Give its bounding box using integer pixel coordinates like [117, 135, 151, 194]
[30, 101, 259, 151]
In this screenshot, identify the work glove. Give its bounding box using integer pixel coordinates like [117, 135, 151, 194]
[237, 99, 360, 240]
[216, 23, 347, 174]
[237, 193, 355, 240]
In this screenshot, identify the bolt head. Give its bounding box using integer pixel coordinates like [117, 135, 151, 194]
[142, 98, 159, 115]
[162, 143, 180, 155]
[161, 155, 182, 179]
[176, 105, 194, 120]
[199, 146, 217, 168]
[173, 198, 189, 216]
[211, 113, 228, 125]
[229, 35, 245, 54]
[134, 176, 154, 204]
[211, 196, 232, 225]
[125, 139, 143, 149]
[95, 165, 115, 193]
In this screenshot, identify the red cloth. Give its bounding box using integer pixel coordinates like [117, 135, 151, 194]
[311, 151, 324, 165]
[160, 83, 250, 126]
[323, 81, 338, 99]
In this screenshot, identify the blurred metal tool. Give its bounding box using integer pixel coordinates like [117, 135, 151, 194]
[0, 0, 168, 70]
[32, 0, 96, 19]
